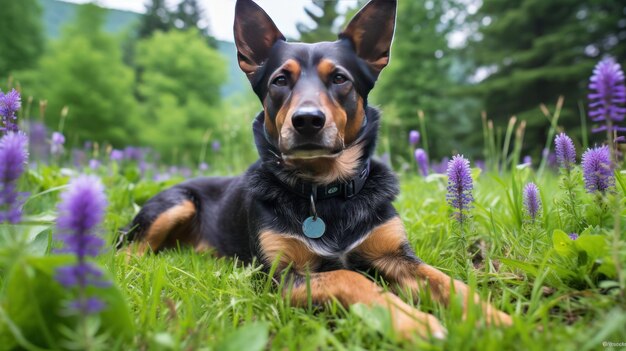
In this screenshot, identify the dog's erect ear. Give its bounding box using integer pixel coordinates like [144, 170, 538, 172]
[339, 0, 397, 76]
[234, 0, 285, 79]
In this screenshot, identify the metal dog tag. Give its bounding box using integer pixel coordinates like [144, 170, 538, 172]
[302, 216, 326, 239]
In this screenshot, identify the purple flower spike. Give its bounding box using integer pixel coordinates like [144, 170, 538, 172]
[0, 132, 29, 223]
[588, 57, 626, 133]
[446, 155, 474, 224]
[414, 148, 429, 177]
[0, 89, 22, 133]
[523, 182, 541, 220]
[89, 159, 100, 170]
[199, 162, 209, 172]
[581, 146, 614, 193]
[51, 132, 65, 156]
[568, 233, 579, 240]
[554, 133, 576, 171]
[212, 140, 221, 152]
[409, 130, 420, 145]
[110, 149, 124, 161]
[55, 175, 109, 315]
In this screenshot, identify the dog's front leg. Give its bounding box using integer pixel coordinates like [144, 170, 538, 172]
[285, 270, 447, 340]
[352, 217, 513, 327]
[259, 231, 445, 339]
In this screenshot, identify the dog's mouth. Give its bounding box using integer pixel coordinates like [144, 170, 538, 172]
[282, 144, 343, 160]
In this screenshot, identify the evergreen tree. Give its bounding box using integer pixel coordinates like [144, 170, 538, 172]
[464, 0, 626, 149]
[297, 0, 340, 42]
[372, 1, 474, 158]
[0, 0, 44, 78]
[27, 4, 138, 146]
[173, 0, 217, 47]
[138, 0, 173, 39]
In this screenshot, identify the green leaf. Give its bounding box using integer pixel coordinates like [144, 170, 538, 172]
[573, 234, 607, 261]
[351, 303, 393, 336]
[0, 256, 134, 349]
[499, 257, 540, 277]
[216, 322, 269, 351]
[552, 230, 576, 258]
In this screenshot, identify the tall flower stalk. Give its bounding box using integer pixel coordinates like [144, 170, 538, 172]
[55, 175, 110, 316]
[0, 89, 22, 133]
[581, 145, 614, 194]
[523, 182, 541, 221]
[588, 57, 626, 161]
[414, 148, 429, 177]
[555, 133, 576, 172]
[0, 132, 29, 224]
[446, 155, 474, 228]
[554, 132, 581, 226]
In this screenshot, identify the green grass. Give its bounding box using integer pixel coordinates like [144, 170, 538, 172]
[1, 161, 626, 350]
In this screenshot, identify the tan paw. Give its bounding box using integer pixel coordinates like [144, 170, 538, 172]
[393, 309, 447, 340]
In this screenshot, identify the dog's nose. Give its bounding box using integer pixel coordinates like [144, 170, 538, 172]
[292, 108, 326, 137]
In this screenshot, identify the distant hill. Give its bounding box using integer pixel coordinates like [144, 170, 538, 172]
[39, 0, 246, 97]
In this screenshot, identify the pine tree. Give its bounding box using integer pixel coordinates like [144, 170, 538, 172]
[297, 0, 340, 42]
[138, 0, 172, 39]
[173, 0, 217, 48]
[464, 0, 626, 148]
[0, 0, 44, 78]
[373, 1, 474, 158]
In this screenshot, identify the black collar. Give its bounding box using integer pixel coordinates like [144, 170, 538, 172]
[282, 159, 370, 200]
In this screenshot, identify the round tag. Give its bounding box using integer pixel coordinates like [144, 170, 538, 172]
[302, 216, 326, 239]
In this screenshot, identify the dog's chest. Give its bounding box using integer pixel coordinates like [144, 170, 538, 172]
[303, 232, 371, 268]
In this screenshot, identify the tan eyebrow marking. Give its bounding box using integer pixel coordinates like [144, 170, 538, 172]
[317, 59, 336, 81]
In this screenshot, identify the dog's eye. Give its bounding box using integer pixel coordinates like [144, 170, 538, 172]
[332, 74, 348, 85]
[272, 75, 288, 87]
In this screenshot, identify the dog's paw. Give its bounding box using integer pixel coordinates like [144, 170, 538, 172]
[393, 309, 447, 341]
[486, 308, 513, 327]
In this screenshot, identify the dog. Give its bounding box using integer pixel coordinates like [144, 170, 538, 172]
[122, 0, 512, 339]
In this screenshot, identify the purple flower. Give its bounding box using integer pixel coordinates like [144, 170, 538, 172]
[409, 130, 420, 145]
[568, 233, 579, 240]
[51, 131, 65, 156]
[523, 182, 541, 220]
[55, 175, 109, 314]
[199, 162, 209, 172]
[588, 57, 626, 133]
[72, 149, 86, 168]
[522, 155, 532, 166]
[110, 149, 124, 161]
[475, 160, 486, 171]
[89, 159, 100, 170]
[446, 155, 474, 224]
[0, 89, 22, 133]
[555, 133, 576, 171]
[123, 146, 144, 161]
[0, 132, 29, 223]
[181, 167, 192, 178]
[28, 121, 49, 161]
[432, 157, 450, 174]
[414, 148, 429, 177]
[581, 145, 614, 193]
[212, 140, 221, 152]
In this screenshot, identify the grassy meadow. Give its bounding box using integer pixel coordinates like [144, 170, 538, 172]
[1, 119, 625, 350]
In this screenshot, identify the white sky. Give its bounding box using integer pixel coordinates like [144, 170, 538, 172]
[64, 0, 361, 41]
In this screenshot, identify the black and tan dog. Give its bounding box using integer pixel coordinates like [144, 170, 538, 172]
[122, 0, 512, 339]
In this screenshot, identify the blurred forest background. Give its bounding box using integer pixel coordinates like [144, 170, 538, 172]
[1, 0, 625, 167]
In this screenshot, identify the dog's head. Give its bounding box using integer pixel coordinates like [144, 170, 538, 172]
[234, 0, 396, 182]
